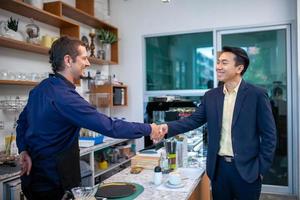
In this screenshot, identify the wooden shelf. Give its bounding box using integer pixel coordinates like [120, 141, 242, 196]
[44, 1, 118, 64]
[90, 84, 128, 107]
[0, 37, 119, 65]
[88, 57, 117, 65]
[0, 0, 79, 38]
[44, 1, 117, 30]
[0, 80, 38, 86]
[0, 36, 49, 55]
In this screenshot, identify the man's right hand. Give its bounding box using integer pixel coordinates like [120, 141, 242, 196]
[150, 123, 168, 143]
[19, 151, 32, 176]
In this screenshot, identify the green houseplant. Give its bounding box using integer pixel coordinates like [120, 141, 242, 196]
[97, 29, 117, 61]
[7, 17, 19, 32]
[97, 29, 117, 44]
[5, 17, 24, 41]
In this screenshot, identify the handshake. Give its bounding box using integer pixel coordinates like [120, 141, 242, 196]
[150, 123, 168, 143]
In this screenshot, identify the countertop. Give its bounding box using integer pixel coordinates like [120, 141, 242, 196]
[102, 166, 206, 200]
[0, 163, 20, 182]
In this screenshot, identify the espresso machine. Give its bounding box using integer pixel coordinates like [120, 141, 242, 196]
[144, 98, 197, 148]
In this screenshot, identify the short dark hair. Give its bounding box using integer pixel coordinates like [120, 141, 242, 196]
[49, 36, 84, 73]
[221, 46, 250, 75]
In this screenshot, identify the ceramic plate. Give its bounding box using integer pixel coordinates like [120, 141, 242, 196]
[165, 181, 184, 189]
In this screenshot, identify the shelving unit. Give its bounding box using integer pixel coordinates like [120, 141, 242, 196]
[80, 138, 132, 185]
[90, 84, 128, 107]
[0, 0, 127, 193]
[80, 138, 128, 156]
[88, 57, 117, 65]
[94, 159, 131, 178]
[0, 0, 79, 38]
[0, 0, 119, 65]
[0, 80, 38, 86]
[0, 36, 114, 65]
[44, 1, 119, 64]
[0, 37, 49, 55]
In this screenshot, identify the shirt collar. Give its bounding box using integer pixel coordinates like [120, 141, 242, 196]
[53, 73, 76, 89]
[223, 79, 242, 95]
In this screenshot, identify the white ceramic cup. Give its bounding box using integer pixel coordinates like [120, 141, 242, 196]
[168, 172, 182, 185]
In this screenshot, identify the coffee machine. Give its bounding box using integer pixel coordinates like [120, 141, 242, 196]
[144, 98, 197, 148]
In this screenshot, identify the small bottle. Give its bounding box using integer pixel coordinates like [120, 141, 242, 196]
[182, 135, 188, 167]
[160, 151, 169, 172]
[153, 166, 162, 185]
[10, 140, 18, 156]
[95, 70, 102, 86]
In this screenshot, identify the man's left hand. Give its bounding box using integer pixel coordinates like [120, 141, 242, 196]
[19, 151, 32, 176]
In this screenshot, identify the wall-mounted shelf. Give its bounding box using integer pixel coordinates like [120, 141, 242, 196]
[0, 0, 80, 38]
[0, 0, 119, 65]
[90, 84, 127, 107]
[44, 1, 117, 30]
[88, 57, 117, 65]
[0, 80, 38, 86]
[44, 1, 118, 64]
[0, 36, 49, 55]
[0, 36, 114, 66]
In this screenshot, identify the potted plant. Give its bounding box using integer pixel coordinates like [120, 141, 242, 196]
[7, 17, 19, 32]
[6, 17, 24, 41]
[97, 29, 117, 61]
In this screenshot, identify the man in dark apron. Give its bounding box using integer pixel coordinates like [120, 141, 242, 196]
[17, 36, 160, 200]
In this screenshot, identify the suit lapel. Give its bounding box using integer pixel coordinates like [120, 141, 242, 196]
[232, 80, 249, 127]
[216, 86, 224, 131]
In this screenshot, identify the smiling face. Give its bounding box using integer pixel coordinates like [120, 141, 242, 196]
[216, 52, 244, 84]
[70, 45, 90, 80]
[64, 45, 90, 82]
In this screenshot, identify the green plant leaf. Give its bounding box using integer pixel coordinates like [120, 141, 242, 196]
[96, 28, 117, 44]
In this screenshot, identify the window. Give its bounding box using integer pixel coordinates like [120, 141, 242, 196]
[145, 32, 214, 91]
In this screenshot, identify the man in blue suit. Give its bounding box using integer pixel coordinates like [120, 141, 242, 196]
[158, 46, 276, 200]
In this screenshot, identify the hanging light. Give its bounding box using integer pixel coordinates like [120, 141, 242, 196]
[161, 0, 171, 3]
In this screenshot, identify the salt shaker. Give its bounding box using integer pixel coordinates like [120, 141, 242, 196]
[153, 166, 162, 185]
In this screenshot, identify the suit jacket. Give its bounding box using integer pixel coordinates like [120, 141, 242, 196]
[167, 80, 276, 183]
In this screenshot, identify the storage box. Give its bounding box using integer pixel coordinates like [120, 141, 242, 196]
[131, 155, 160, 170]
[89, 93, 110, 107]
